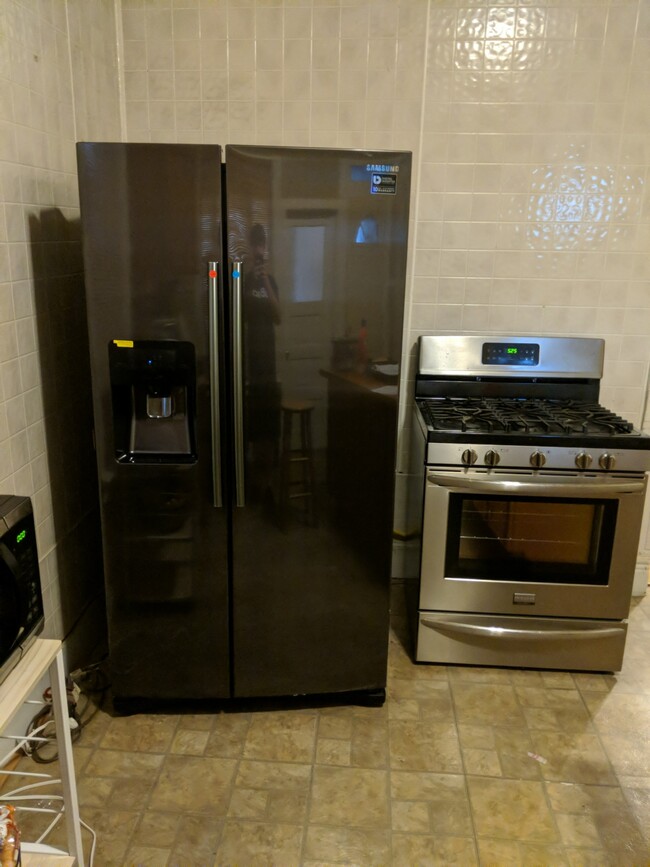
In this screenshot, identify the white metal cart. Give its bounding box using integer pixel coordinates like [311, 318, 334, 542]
[0, 639, 84, 866]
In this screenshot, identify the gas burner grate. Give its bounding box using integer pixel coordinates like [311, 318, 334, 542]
[418, 397, 635, 436]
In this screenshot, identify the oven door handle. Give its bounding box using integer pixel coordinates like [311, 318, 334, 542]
[426, 472, 645, 497]
[420, 617, 624, 641]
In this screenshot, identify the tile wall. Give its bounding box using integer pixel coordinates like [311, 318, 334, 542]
[410, 0, 650, 438]
[119, 0, 650, 563]
[120, 0, 650, 471]
[408, 0, 650, 550]
[120, 0, 426, 154]
[0, 0, 121, 650]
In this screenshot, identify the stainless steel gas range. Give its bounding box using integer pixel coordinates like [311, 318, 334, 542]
[410, 335, 650, 672]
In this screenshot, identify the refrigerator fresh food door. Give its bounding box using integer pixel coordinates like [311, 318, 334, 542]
[225, 145, 412, 698]
[77, 143, 230, 700]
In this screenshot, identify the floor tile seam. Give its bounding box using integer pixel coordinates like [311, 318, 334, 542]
[384, 697, 395, 866]
[463, 774, 563, 862]
[393, 820, 480, 842]
[390, 769, 472, 782]
[91, 743, 173, 755]
[439, 670, 481, 864]
[619, 775, 650, 839]
[297, 708, 320, 866]
[542, 749, 650, 852]
[573, 686, 641, 840]
[477, 834, 605, 859]
[237, 755, 316, 768]
[515, 689, 588, 722]
[220, 816, 304, 827]
[210, 712, 254, 863]
[302, 818, 392, 834]
[74, 742, 137, 839]
[509, 668, 587, 784]
[127, 716, 239, 860]
[573, 775, 650, 858]
[571, 665, 611, 734]
[537, 771, 572, 853]
[124, 730, 180, 859]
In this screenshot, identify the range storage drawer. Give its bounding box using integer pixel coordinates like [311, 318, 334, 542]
[416, 611, 627, 672]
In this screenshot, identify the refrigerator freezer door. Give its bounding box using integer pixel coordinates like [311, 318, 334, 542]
[225, 145, 412, 697]
[77, 143, 230, 700]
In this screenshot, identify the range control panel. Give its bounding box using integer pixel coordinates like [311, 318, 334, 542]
[482, 342, 540, 366]
[425, 442, 650, 474]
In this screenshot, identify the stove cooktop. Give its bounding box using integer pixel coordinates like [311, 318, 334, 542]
[415, 397, 650, 472]
[414, 336, 650, 470]
[415, 396, 650, 461]
[417, 397, 638, 439]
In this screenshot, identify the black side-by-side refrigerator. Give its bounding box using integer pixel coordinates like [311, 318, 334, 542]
[77, 143, 411, 704]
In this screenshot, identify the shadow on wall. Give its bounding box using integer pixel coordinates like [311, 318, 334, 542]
[28, 208, 106, 668]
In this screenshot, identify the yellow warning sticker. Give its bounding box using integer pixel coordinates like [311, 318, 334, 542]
[113, 339, 134, 347]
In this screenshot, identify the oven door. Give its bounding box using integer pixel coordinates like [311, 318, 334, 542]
[420, 469, 647, 620]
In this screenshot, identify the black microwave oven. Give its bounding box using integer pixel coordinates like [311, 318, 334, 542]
[0, 495, 44, 685]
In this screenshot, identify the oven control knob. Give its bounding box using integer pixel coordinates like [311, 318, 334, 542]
[484, 449, 500, 467]
[599, 453, 616, 471]
[575, 452, 593, 470]
[530, 451, 546, 469]
[461, 448, 478, 466]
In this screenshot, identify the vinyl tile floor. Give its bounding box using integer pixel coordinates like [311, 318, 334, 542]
[11, 584, 650, 866]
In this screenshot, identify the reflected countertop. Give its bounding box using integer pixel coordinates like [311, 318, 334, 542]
[320, 367, 399, 399]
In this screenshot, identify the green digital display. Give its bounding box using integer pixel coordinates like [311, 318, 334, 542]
[16, 529, 26, 543]
[482, 342, 540, 365]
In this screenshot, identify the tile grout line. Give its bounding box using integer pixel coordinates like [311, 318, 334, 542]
[213, 708, 253, 864]
[513, 670, 564, 861]
[385, 690, 392, 864]
[445, 665, 482, 865]
[573, 667, 649, 856]
[297, 707, 320, 865]
[111, 711, 182, 861]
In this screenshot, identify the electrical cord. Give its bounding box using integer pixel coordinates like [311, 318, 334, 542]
[1, 661, 107, 863]
[22, 659, 109, 763]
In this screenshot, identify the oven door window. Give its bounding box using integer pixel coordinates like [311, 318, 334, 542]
[445, 495, 617, 584]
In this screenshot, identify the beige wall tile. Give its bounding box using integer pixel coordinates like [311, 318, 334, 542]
[0, 0, 120, 643]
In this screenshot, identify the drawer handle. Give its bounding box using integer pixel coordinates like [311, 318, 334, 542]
[420, 617, 623, 641]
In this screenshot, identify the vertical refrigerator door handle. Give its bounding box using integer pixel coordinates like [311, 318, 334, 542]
[232, 260, 245, 507]
[208, 261, 223, 508]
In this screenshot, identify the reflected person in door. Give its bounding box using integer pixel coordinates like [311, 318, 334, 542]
[245, 223, 282, 506]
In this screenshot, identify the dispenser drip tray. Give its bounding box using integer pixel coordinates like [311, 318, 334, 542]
[130, 414, 194, 461]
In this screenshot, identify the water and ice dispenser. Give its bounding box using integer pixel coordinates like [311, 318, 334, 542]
[108, 339, 197, 463]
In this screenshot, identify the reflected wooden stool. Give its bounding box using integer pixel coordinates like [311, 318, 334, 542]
[280, 399, 316, 526]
